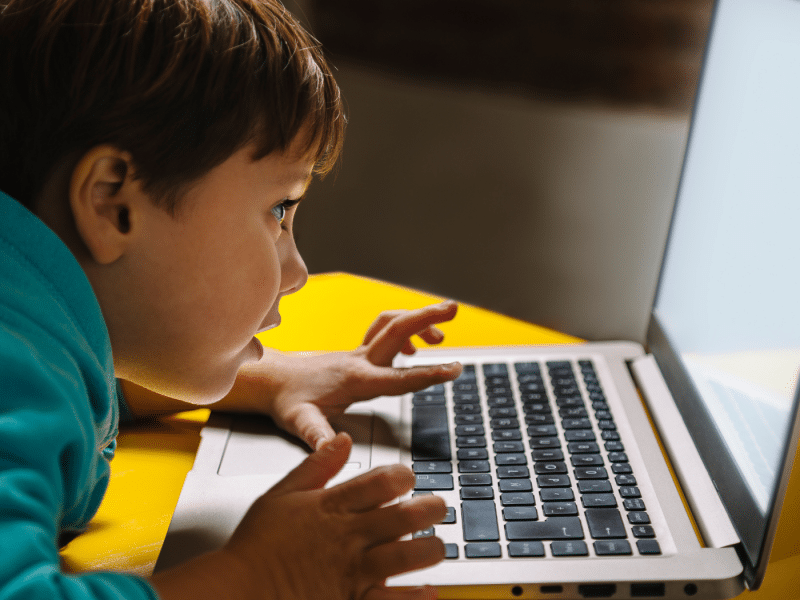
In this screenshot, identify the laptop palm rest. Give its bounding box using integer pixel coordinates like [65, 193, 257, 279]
[218, 411, 377, 476]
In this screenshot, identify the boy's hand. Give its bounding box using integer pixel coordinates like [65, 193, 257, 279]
[258, 301, 462, 450]
[225, 433, 445, 600]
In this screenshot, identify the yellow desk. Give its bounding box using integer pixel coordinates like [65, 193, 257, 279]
[60, 273, 800, 597]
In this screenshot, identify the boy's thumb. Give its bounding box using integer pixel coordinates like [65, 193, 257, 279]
[269, 432, 353, 495]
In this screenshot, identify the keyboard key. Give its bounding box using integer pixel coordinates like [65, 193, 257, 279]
[585, 508, 627, 538]
[501, 492, 535, 506]
[492, 429, 522, 441]
[632, 525, 655, 538]
[504, 506, 539, 521]
[594, 540, 632, 556]
[490, 418, 519, 429]
[616, 474, 637, 486]
[562, 418, 592, 429]
[527, 425, 558, 437]
[542, 502, 578, 516]
[508, 541, 545, 557]
[628, 512, 651, 525]
[565, 430, 595, 442]
[494, 441, 524, 453]
[581, 494, 617, 508]
[571, 455, 604, 467]
[529, 437, 560, 449]
[460, 474, 493, 486]
[456, 424, 484, 436]
[458, 448, 489, 461]
[442, 507, 457, 524]
[455, 414, 483, 425]
[414, 473, 454, 490]
[505, 517, 584, 540]
[540, 488, 575, 502]
[537, 474, 571, 487]
[465, 542, 502, 558]
[611, 463, 633, 474]
[412, 405, 451, 460]
[624, 499, 646, 511]
[444, 543, 459, 559]
[458, 460, 490, 473]
[412, 394, 446, 406]
[534, 462, 567, 475]
[568, 442, 600, 454]
[453, 393, 481, 404]
[489, 407, 517, 418]
[497, 466, 530, 479]
[525, 413, 554, 425]
[413, 527, 435, 538]
[457, 436, 487, 448]
[499, 479, 533, 492]
[461, 486, 494, 500]
[551, 540, 589, 556]
[495, 453, 527, 466]
[637, 539, 662, 555]
[577, 480, 613, 493]
[413, 461, 452, 473]
[532, 449, 564, 461]
[619, 486, 641, 498]
[462, 500, 500, 541]
[522, 400, 550, 412]
[574, 467, 608, 479]
[483, 363, 509, 376]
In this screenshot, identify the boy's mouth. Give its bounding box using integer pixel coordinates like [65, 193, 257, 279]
[250, 336, 265, 361]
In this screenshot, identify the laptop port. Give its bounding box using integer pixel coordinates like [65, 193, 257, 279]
[540, 586, 563, 594]
[578, 584, 616, 597]
[631, 583, 666, 597]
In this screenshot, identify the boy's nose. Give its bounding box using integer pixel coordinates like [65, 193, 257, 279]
[280, 243, 308, 297]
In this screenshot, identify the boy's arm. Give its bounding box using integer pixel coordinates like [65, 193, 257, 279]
[121, 302, 462, 450]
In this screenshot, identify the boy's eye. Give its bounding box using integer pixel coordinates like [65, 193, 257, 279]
[271, 202, 287, 225]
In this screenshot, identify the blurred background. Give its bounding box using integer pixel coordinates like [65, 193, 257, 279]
[284, 0, 713, 343]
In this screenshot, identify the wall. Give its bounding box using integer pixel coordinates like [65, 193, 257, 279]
[295, 63, 691, 342]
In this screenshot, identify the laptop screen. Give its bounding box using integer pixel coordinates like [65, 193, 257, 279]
[648, 0, 800, 589]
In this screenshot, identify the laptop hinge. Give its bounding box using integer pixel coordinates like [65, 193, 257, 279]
[630, 354, 741, 549]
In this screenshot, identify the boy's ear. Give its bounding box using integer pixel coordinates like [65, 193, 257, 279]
[69, 146, 138, 265]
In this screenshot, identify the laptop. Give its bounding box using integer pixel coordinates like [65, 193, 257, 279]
[155, 0, 800, 596]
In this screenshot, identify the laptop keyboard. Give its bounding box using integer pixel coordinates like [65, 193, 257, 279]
[411, 359, 662, 559]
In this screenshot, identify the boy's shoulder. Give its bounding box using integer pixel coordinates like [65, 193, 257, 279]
[0, 189, 118, 432]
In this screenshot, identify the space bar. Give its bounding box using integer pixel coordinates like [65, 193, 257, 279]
[505, 518, 584, 540]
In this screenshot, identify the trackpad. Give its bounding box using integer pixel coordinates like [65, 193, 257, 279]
[217, 411, 374, 476]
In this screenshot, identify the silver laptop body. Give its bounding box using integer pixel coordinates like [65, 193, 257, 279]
[156, 0, 800, 597]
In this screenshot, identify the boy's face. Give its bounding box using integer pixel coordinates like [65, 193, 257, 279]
[102, 143, 311, 402]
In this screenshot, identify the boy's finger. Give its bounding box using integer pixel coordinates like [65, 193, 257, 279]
[361, 537, 446, 582]
[416, 326, 445, 345]
[365, 302, 458, 365]
[354, 495, 447, 544]
[323, 464, 415, 513]
[365, 363, 463, 397]
[364, 583, 439, 600]
[284, 403, 337, 451]
[267, 432, 352, 496]
[362, 311, 402, 345]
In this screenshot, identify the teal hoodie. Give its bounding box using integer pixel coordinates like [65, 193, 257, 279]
[0, 190, 157, 599]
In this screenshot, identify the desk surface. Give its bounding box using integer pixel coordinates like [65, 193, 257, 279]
[59, 273, 800, 597]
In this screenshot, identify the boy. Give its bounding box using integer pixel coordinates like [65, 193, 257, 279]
[0, 1, 462, 599]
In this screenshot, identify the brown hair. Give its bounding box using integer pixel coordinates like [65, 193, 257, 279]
[0, 0, 345, 213]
